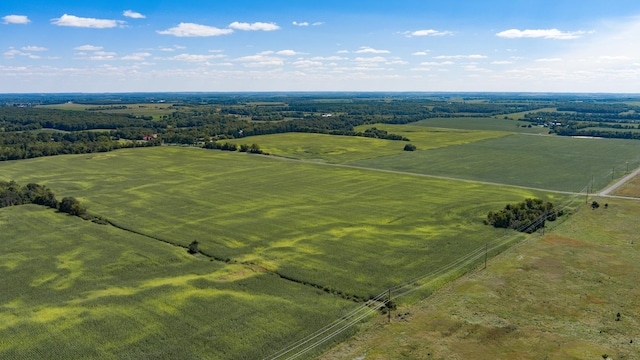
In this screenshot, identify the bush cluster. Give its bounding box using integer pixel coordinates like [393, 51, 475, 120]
[485, 198, 561, 233]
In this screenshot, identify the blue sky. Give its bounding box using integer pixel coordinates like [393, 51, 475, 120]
[2, 0, 640, 93]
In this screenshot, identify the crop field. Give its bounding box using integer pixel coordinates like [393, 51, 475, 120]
[397, 117, 549, 134]
[224, 129, 505, 164]
[322, 197, 640, 359]
[0, 205, 356, 359]
[0, 147, 565, 299]
[225, 123, 640, 193]
[351, 133, 640, 193]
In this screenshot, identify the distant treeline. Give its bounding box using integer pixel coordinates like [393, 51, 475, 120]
[9, 94, 640, 161]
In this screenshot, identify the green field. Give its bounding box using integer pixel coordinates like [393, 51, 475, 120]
[0, 205, 355, 359]
[0, 147, 563, 299]
[398, 117, 549, 134]
[5, 117, 636, 358]
[351, 134, 640, 192]
[225, 123, 640, 193]
[224, 129, 505, 164]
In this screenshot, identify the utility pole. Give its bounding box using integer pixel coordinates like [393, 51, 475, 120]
[387, 289, 391, 324]
[484, 243, 488, 270]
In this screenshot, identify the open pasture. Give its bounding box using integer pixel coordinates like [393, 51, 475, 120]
[0, 205, 354, 359]
[351, 133, 640, 193]
[0, 146, 563, 299]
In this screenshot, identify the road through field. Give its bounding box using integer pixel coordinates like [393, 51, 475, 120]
[266, 154, 584, 196]
[598, 167, 640, 196]
[265, 152, 640, 201]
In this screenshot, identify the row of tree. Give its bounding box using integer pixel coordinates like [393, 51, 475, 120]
[0, 180, 107, 223]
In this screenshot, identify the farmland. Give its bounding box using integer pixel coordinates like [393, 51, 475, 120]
[0, 146, 561, 298]
[322, 196, 640, 359]
[2, 93, 640, 359]
[0, 205, 354, 359]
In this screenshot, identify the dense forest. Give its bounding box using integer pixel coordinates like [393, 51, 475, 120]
[2, 93, 640, 161]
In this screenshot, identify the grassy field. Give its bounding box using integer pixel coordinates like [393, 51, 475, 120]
[0, 147, 563, 299]
[611, 173, 640, 198]
[321, 196, 640, 359]
[40, 103, 175, 119]
[0, 205, 355, 359]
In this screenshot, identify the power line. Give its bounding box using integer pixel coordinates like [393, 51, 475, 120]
[266, 181, 590, 360]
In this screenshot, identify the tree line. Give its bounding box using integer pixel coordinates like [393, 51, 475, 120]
[0, 180, 106, 223]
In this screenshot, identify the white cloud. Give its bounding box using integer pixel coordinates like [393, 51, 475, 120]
[52, 14, 122, 28]
[496, 29, 589, 40]
[123, 10, 145, 19]
[293, 60, 323, 68]
[277, 50, 300, 56]
[412, 51, 429, 56]
[292, 21, 309, 26]
[407, 29, 452, 37]
[434, 54, 487, 59]
[121, 52, 152, 61]
[311, 56, 347, 61]
[599, 55, 631, 60]
[158, 23, 233, 37]
[536, 58, 562, 62]
[235, 53, 283, 67]
[3, 15, 30, 24]
[74, 45, 103, 51]
[229, 21, 280, 31]
[312, 22, 324, 26]
[491, 60, 513, 65]
[22, 46, 47, 52]
[167, 53, 226, 62]
[420, 61, 454, 66]
[354, 56, 387, 66]
[355, 46, 390, 54]
[337, 50, 349, 54]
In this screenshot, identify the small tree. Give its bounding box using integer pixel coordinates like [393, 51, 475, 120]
[403, 143, 417, 151]
[188, 240, 199, 254]
[59, 197, 86, 216]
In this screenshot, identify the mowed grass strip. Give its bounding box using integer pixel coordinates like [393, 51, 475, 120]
[0, 147, 564, 298]
[321, 197, 640, 360]
[0, 205, 355, 359]
[351, 134, 640, 193]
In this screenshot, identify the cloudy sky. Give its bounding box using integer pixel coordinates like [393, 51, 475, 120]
[2, 0, 640, 93]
